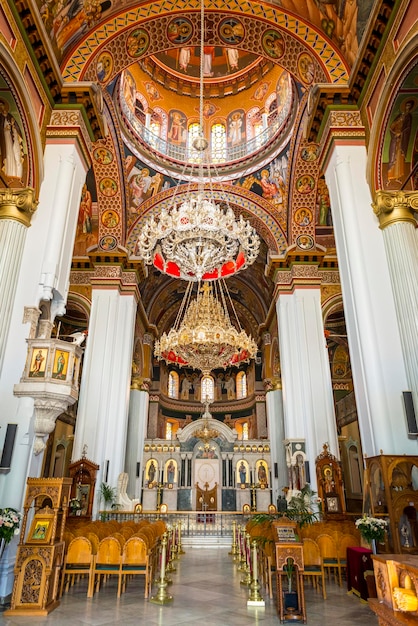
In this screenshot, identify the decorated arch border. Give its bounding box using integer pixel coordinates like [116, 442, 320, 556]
[62, 1, 349, 86]
[125, 184, 286, 256]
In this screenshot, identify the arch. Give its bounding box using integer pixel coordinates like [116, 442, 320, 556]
[201, 375, 215, 403]
[62, 4, 349, 87]
[0, 45, 44, 193]
[236, 371, 247, 399]
[168, 370, 179, 399]
[177, 416, 237, 443]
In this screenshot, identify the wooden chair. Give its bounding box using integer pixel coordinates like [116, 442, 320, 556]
[93, 537, 123, 597]
[302, 538, 327, 599]
[316, 533, 340, 585]
[121, 537, 152, 598]
[60, 537, 96, 598]
[337, 534, 360, 585]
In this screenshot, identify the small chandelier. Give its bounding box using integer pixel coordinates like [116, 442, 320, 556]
[194, 398, 219, 443]
[154, 281, 257, 375]
[135, 0, 260, 282]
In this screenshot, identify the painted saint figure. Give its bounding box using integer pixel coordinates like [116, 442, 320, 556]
[258, 463, 267, 485]
[179, 47, 191, 72]
[148, 460, 156, 483]
[387, 99, 415, 185]
[167, 461, 175, 484]
[32, 350, 44, 375]
[0, 98, 24, 179]
[239, 461, 247, 484]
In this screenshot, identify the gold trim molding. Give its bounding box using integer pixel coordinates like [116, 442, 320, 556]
[0, 188, 38, 227]
[373, 190, 418, 229]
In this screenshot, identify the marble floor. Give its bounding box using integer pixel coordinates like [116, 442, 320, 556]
[0, 547, 378, 625]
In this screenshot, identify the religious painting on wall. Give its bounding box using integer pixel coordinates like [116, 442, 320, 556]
[52, 350, 69, 380]
[37, 0, 114, 60]
[73, 169, 98, 256]
[227, 110, 245, 147]
[382, 98, 418, 190]
[0, 79, 27, 187]
[154, 48, 259, 79]
[29, 348, 48, 378]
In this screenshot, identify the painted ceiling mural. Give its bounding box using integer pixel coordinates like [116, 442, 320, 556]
[37, 0, 373, 68]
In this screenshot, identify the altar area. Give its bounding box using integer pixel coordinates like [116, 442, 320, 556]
[140, 410, 272, 514]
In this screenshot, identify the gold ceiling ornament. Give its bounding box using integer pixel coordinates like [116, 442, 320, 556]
[135, 0, 260, 282]
[194, 398, 219, 443]
[154, 281, 258, 375]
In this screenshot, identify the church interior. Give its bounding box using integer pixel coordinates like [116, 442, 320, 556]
[0, 0, 418, 622]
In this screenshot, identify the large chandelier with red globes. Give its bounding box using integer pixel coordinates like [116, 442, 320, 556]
[136, 0, 259, 374]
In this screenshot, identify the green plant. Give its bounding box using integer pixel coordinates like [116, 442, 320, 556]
[251, 484, 320, 529]
[99, 482, 117, 509]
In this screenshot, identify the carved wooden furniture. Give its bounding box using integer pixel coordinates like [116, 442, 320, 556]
[316, 443, 345, 517]
[68, 455, 99, 520]
[369, 554, 418, 624]
[60, 536, 97, 598]
[363, 454, 418, 554]
[5, 477, 72, 616]
[302, 538, 327, 599]
[273, 519, 306, 623]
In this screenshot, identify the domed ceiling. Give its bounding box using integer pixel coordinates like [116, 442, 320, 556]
[31, 0, 374, 340]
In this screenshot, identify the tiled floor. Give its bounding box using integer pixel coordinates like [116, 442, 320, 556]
[1, 547, 378, 625]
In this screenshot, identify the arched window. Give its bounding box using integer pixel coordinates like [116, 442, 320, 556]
[168, 371, 179, 399]
[188, 123, 201, 162]
[201, 375, 215, 402]
[166, 421, 173, 440]
[236, 371, 247, 399]
[211, 123, 226, 163]
[242, 422, 249, 440]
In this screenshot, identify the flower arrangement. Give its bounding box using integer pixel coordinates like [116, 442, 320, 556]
[0, 507, 23, 544]
[355, 515, 388, 543]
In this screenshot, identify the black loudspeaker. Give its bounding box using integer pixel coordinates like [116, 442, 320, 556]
[136, 462, 140, 478]
[403, 391, 418, 435]
[274, 463, 278, 478]
[104, 460, 109, 482]
[0, 424, 17, 469]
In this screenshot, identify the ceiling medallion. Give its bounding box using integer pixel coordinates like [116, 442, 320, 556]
[154, 281, 257, 375]
[135, 0, 259, 281]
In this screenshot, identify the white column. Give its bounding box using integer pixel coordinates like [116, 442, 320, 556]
[0, 189, 37, 375]
[38, 148, 83, 305]
[0, 135, 88, 600]
[125, 388, 149, 498]
[73, 273, 137, 497]
[277, 283, 338, 491]
[0, 139, 87, 505]
[373, 191, 418, 414]
[266, 388, 287, 500]
[324, 144, 416, 456]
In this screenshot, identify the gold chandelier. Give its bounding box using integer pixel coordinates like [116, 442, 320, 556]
[194, 398, 219, 442]
[154, 281, 258, 375]
[135, 0, 260, 282]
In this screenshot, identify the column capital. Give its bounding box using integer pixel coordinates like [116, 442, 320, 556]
[372, 190, 418, 229]
[0, 187, 38, 227]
